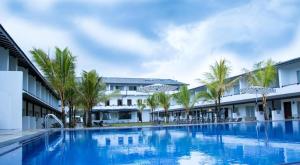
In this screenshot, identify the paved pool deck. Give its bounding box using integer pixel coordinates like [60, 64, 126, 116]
[0, 129, 49, 148]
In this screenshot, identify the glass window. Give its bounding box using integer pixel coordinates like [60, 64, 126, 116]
[102, 112, 110, 120]
[119, 112, 131, 119]
[246, 106, 255, 117]
[22, 101, 26, 116]
[233, 84, 240, 95]
[129, 86, 137, 91]
[118, 99, 123, 106]
[258, 104, 264, 112]
[297, 102, 300, 117]
[105, 100, 110, 106]
[127, 99, 132, 106]
[297, 70, 300, 83]
[110, 85, 114, 91]
[116, 86, 124, 90]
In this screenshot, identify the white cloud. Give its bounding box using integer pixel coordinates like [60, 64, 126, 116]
[0, 4, 132, 77]
[1, 0, 299, 88]
[74, 17, 161, 58]
[140, 0, 300, 87]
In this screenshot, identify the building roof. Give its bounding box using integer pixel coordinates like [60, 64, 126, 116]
[102, 77, 185, 85]
[0, 24, 59, 98]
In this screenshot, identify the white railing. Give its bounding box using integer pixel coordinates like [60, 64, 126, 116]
[44, 114, 63, 129]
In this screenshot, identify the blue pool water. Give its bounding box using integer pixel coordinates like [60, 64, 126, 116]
[1, 121, 300, 165]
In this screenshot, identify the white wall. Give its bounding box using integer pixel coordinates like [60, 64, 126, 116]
[0, 71, 23, 130]
[142, 109, 150, 122]
[18, 66, 28, 91]
[279, 62, 300, 87]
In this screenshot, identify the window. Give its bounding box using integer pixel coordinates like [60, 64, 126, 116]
[297, 70, 300, 83]
[102, 112, 110, 120]
[110, 86, 114, 91]
[297, 102, 300, 117]
[118, 99, 123, 106]
[258, 104, 264, 112]
[105, 100, 110, 106]
[119, 112, 131, 119]
[22, 101, 26, 116]
[127, 99, 132, 106]
[116, 86, 124, 91]
[246, 106, 255, 117]
[129, 86, 137, 91]
[233, 84, 240, 95]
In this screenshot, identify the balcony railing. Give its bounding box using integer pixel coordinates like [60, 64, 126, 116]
[281, 82, 300, 88]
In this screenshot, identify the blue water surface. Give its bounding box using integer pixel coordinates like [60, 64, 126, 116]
[1, 121, 300, 165]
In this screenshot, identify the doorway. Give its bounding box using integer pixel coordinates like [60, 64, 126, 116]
[224, 108, 228, 119]
[284, 102, 292, 119]
[137, 111, 142, 122]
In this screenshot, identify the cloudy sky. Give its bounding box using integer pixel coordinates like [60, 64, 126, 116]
[1, 0, 300, 87]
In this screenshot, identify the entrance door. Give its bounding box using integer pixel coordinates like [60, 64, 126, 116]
[224, 108, 228, 119]
[284, 102, 292, 119]
[137, 111, 142, 122]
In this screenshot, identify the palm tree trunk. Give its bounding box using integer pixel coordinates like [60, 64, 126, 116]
[217, 96, 221, 122]
[83, 111, 87, 126]
[88, 108, 92, 127]
[73, 108, 76, 127]
[60, 92, 66, 127]
[262, 95, 268, 120]
[69, 105, 73, 128]
[186, 109, 189, 121]
[151, 109, 154, 122]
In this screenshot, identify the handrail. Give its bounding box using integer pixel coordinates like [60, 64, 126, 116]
[45, 114, 63, 129]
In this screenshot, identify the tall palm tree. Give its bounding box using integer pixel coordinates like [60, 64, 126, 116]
[197, 83, 219, 121]
[65, 77, 80, 128]
[146, 93, 159, 122]
[77, 70, 106, 127]
[246, 59, 277, 120]
[173, 85, 199, 120]
[137, 99, 146, 123]
[158, 92, 171, 123]
[201, 59, 237, 121]
[31, 47, 76, 126]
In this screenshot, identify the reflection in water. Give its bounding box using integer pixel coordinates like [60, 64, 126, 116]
[1, 121, 300, 165]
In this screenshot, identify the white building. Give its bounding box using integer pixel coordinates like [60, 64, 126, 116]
[92, 77, 184, 124]
[0, 25, 60, 130]
[167, 57, 300, 122]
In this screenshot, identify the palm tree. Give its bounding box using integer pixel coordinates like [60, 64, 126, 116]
[173, 85, 199, 120]
[137, 99, 146, 123]
[146, 93, 159, 122]
[201, 59, 237, 122]
[246, 59, 277, 120]
[31, 47, 76, 126]
[158, 92, 171, 123]
[197, 83, 219, 122]
[65, 77, 80, 128]
[77, 70, 106, 127]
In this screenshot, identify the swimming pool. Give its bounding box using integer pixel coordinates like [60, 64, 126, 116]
[1, 121, 300, 165]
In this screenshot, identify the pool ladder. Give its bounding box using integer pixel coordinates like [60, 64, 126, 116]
[44, 114, 64, 129]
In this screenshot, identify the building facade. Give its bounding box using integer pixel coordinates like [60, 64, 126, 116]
[165, 57, 300, 122]
[0, 25, 60, 130]
[92, 77, 184, 124]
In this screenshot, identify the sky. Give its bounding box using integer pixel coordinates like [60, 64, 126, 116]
[1, 0, 300, 87]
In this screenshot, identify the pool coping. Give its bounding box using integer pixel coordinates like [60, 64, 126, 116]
[63, 119, 299, 131]
[0, 129, 50, 149]
[0, 119, 298, 149]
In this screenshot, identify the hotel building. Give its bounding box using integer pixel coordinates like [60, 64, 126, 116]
[92, 77, 184, 123]
[0, 25, 60, 130]
[165, 57, 300, 122]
